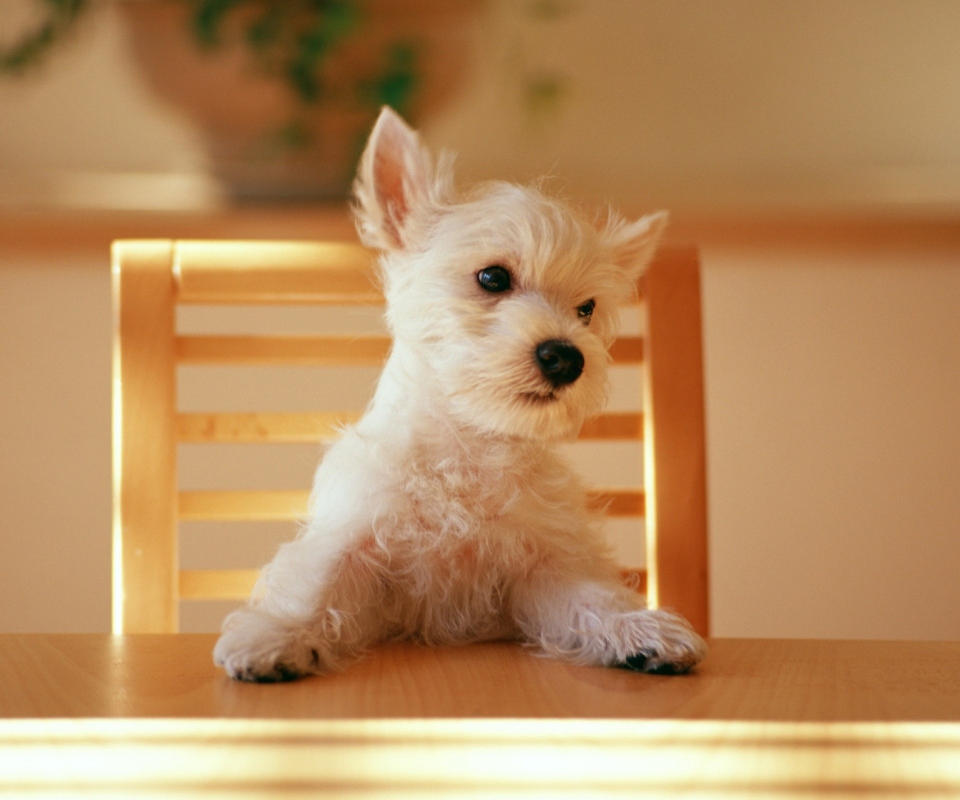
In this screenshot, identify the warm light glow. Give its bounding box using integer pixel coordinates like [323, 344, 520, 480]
[641, 301, 659, 610]
[110, 250, 124, 636]
[53, 171, 223, 212]
[0, 719, 958, 795]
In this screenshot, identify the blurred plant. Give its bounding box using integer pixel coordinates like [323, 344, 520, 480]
[1, 0, 419, 119]
[188, 0, 417, 115]
[192, 1, 362, 102]
[505, 0, 581, 127]
[188, 0, 419, 152]
[0, 0, 88, 74]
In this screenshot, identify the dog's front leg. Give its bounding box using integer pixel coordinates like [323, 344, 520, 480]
[511, 568, 707, 674]
[213, 535, 389, 682]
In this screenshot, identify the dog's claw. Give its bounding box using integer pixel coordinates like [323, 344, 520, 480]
[214, 608, 322, 682]
[611, 610, 708, 674]
[619, 652, 652, 672]
[249, 665, 302, 683]
[618, 652, 691, 675]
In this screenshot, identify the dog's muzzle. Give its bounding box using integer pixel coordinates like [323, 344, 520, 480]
[535, 339, 584, 387]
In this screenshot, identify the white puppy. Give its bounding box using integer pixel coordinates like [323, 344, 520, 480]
[214, 107, 707, 682]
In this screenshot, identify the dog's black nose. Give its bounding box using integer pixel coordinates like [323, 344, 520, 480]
[535, 339, 584, 387]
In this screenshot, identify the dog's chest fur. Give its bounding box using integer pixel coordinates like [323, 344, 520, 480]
[348, 426, 586, 640]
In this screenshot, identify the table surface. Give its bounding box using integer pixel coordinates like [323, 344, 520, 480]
[2, 635, 959, 798]
[2, 634, 959, 721]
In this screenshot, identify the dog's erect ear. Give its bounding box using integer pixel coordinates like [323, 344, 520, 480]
[604, 210, 669, 280]
[353, 106, 437, 251]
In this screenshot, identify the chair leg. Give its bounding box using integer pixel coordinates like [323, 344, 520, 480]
[644, 250, 710, 637]
[112, 240, 178, 634]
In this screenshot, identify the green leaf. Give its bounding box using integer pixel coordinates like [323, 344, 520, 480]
[287, 1, 360, 104]
[276, 118, 311, 149]
[370, 42, 419, 114]
[246, 5, 285, 52]
[288, 56, 321, 103]
[191, 0, 250, 49]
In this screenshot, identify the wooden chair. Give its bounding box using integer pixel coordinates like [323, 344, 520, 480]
[111, 240, 709, 636]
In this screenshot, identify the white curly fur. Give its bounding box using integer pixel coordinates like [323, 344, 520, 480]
[214, 107, 706, 682]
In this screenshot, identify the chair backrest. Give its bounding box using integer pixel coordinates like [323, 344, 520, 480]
[111, 240, 708, 636]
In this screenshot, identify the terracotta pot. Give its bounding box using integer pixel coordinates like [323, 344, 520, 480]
[117, 0, 481, 200]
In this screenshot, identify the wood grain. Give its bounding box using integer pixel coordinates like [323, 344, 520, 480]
[178, 489, 310, 521]
[578, 411, 643, 440]
[1, 636, 959, 722]
[2, 717, 959, 799]
[178, 411, 643, 443]
[177, 411, 360, 443]
[175, 334, 392, 365]
[3, 636, 959, 797]
[179, 569, 258, 600]
[643, 249, 710, 636]
[175, 334, 645, 365]
[587, 489, 646, 517]
[113, 240, 700, 635]
[608, 335, 644, 362]
[111, 241, 179, 634]
[174, 240, 381, 304]
[7, 206, 960, 259]
[177, 571, 648, 604]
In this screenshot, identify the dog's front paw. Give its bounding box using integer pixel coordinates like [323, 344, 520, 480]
[213, 608, 320, 682]
[617, 609, 707, 675]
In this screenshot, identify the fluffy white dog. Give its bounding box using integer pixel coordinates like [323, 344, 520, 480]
[214, 107, 707, 682]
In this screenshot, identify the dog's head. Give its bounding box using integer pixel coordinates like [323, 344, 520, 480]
[353, 107, 666, 441]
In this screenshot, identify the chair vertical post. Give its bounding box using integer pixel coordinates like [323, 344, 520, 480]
[643, 249, 710, 636]
[111, 241, 178, 633]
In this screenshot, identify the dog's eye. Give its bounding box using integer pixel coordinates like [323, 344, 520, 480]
[577, 299, 596, 323]
[476, 265, 512, 293]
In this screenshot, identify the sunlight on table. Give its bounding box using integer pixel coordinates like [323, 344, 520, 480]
[2, 718, 959, 797]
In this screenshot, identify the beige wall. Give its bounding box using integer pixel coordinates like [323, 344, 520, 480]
[0, 257, 112, 632]
[703, 245, 960, 638]
[1, 1, 959, 638]
[4, 1, 960, 210]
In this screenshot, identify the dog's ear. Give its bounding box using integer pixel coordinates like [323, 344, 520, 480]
[353, 106, 439, 251]
[604, 210, 668, 281]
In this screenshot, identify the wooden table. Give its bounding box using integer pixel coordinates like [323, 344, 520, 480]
[1, 635, 959, 797]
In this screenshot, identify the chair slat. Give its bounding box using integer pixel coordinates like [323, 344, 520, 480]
[177, 412, 360, 443]
[112, 240, 179, 634]
[179, 489, 644, 521]
[579, 413, 643, 440]
[177, 568, 645, 603]
[176, 335, 391, 365]
[177, 411, 642, 443]
[619, 567, 648, 594]
[175, 241, 381, 305]
[643, 247, 709, 634]
[588, 489, 646, 517]
[172, 240, 695, 305]
[115, 239, 704, 635]
[179, 569, 259, 600]
[609, 336, 644, 363]
[176, 335, 643, 366]
[179, 490, 310, 521]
